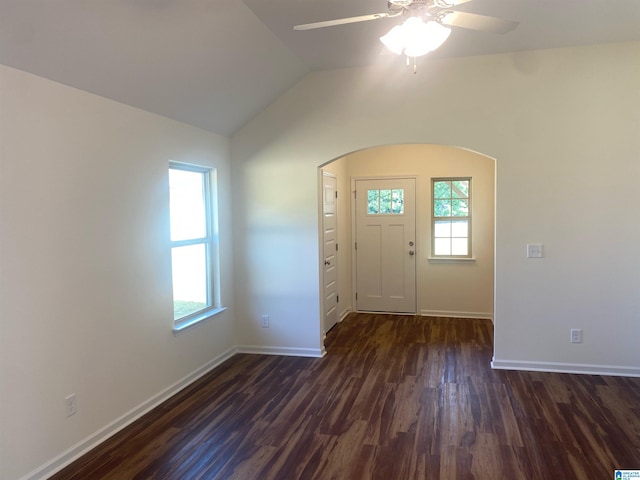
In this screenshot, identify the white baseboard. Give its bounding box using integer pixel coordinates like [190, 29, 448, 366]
[236, 345, 325, 358]
[491, 358, 640, 378]
[338, 308, 352, 323]
[420, 310, 494, 321]
[22, 347, 237, 480]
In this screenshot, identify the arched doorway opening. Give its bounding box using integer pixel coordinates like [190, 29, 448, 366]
[319, 144, 496, 338]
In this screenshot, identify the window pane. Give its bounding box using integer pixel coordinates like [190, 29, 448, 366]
[451, 220, 468, 237]
[367, 189, 379, 214]
[434, 238, 451, 255]
[451, 180, 469, 198]
[169, 169, 206, 241]
[379, 190, 391, 214]
[391, 189, 404, 214]
[451, 199, 468, 217]
[434, 199, 451, 217]
[434, 220, 451, 237]
[434, 181, 451, 199]
[432, 178, 471, 257]
[451, 238, 468, 255]
[171, 244, 209, 320]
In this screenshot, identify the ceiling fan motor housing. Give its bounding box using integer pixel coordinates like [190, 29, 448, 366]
[387, 0, 451, 18]
[388, 0, 415, 6]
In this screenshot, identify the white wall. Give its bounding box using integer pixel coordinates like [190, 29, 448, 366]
[0, 65, 236, 480]
[336, 144, 494, 318]
[232, 42, 640, 376]
[231, 149, 323, 355]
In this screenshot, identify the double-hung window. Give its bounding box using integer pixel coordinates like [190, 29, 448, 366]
[432, 178, 471, 257]
[169, 162, 220, 329]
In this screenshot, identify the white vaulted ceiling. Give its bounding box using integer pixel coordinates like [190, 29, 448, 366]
[1, 0, 639, 136]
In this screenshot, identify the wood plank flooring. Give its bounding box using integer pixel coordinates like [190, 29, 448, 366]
[51, 313, 640, 479]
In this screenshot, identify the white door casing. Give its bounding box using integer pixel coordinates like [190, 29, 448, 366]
[355, 178, 416, 313]
[322, 171, 338, 333]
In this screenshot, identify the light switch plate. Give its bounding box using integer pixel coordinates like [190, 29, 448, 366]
[527, 243, 543, 258]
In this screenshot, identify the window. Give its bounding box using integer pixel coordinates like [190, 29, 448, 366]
[432, 178, 471, 257]
[367, 188, 405, 215]
[169, 162, 220, 329]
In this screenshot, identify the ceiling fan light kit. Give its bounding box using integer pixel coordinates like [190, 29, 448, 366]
[380, 17, 452, 57]
[293, 0, 519, 72]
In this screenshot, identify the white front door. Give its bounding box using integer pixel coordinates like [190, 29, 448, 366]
[355, 178, 416, 313]
[322, 171, 338, 333]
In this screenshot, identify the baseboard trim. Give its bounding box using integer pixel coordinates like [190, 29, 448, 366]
[420, 310, 494, 321]
[338, 308, 352, 323]
[491, 358, 640, 378]
[236, 345, 325, 358]
[22, 347, 237, 480]
[322, 308, 352, 339]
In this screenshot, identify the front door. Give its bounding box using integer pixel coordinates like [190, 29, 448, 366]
[355, 178, 416, 313]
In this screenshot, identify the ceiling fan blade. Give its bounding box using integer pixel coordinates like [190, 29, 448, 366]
[439, 11, 519, 34]
[294, 13, 392, 31]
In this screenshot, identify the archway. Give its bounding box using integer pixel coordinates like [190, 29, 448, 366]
[319, 143, 496, 336]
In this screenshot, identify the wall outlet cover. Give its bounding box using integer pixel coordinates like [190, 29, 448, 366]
[527, 243, 543, 258]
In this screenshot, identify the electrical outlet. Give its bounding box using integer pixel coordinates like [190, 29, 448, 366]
[527, 243, 543, 258]
[261, 315, 269, 328]
[570, 329, 582, 344]
[65, 393, 77, 417]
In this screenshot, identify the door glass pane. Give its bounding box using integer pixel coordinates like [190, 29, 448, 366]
[379, 189, 392, 214]
[169, 169, 206, 241]
[368, 188, 405, 215]
[367, 189, 379, 214]
[171, 244, 209, 320]
[391, 189, 404, 214]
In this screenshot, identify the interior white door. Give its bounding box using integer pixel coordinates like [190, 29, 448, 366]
[322, 171, 338, 333]
[355, 178, 416, 313]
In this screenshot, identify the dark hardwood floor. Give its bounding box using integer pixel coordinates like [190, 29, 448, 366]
[51, 313, 640, 479]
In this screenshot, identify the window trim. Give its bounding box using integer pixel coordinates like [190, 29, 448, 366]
[431, 177, 472, 259]
[169, 161, 222, 331]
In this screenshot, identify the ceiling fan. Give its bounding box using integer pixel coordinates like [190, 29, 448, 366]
[293, 0, 519, 35]
[294, 0, 518, 71]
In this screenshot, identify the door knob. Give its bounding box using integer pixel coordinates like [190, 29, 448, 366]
[409, 241, 414, 246]
[409, 250, 414, 256]
[325, 260, 331, 265]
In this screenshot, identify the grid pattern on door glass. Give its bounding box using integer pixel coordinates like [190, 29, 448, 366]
[367, 189, 404, 215]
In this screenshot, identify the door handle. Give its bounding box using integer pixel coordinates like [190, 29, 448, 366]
[409, 241, 414, 246]
[325, 260, 331, 265]
[409, 250, 414, 256]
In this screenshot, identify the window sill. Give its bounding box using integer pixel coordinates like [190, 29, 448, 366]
[173, 307, 227, 335]
[428, 257, 476, 263]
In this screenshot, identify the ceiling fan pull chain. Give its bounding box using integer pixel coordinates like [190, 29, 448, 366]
[406, 56, 417, 74]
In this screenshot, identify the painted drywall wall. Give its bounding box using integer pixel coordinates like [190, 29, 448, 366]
[231, 148, 323, 355]
[0, 64, 236, 480]
[334, 144, 494, 318]
[232, 42, 640, 375]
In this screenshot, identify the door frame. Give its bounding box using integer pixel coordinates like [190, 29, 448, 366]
[351, 175, 419, 314]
